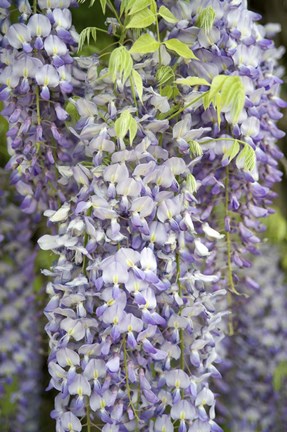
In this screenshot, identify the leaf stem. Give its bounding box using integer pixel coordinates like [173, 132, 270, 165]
[107, 0, 121, 24]
[123, 336, 140, 428]
[129, 76, 138, 113]
[86, 402, 91, 432]
[167, 91, 208, 121]
[176, 253, 185, 371]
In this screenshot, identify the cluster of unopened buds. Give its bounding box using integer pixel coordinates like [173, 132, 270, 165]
[0, 0, 286, 430]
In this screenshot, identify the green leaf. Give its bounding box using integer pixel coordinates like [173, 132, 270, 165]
[128, 0, 151, 15]
[204, 75, 245, 126]
[196, 6, 216, 33]
[108, 46, 133, 83]
[236, 144, 256, 172]
[186, 173, 197, 193]
[189, 140, 203, 157]
[163, 38, 197, 59]
[150, 0, 157, 14]
[273, 361, 287, 392]
[204, 74, 227, 109]
[156, 65, 175, 86]
[130, 33, 160, 54]
[99, 0, 107, 13]
[114, 110, 138, 145]
[78, 27, 97, 52]
[132, 69, 143, 102]
[64, 99, 80, 124]
[264, 209, 287, 243]
[176, 77, 210, 87]
[126, 8, 155, 28]
[223, 139, 240, 163]
[158, 5, 179, 23]
[120, 0, 134, 16]
[160, 85, 174, 99]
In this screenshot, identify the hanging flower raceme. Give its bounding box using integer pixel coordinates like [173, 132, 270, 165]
[216, 245, 287, 431]
[0, 171, 41, 432]
[36, 1, 237, 431]
[161, 0, 286, 299]
[0, 0, 82, 214]
[34, 0, 285, 430]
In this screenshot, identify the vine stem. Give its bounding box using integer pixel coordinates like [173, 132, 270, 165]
[167, 91, 209, 121]
[107, 0, 121, 24]
[35, 86, 41, 126]
[176, 253, 185, 371]
[86, 402, 91, 432]
[123, 336, 140, 430]
[225, 165, 239, 336]
[129, 76, 138, 113]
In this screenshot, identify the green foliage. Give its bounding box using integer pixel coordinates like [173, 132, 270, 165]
[163, 38, 197, 59]
[189, 140, 203, 157]
[176, 76, 210, 87]
[204, 75, 246, 126]
[109, 46, 133, 83]
[273, 361, 287, 392]
[114, 110, 138, 145]
[186, 173, 197, 193]
[0, 113, 8, 166]
[99, 0, 107, 13]
[64, 99, 80, 125]
[131, 69, 143, 101]
[127, 0, 152, 15]
[130, 33, 160, 54]
[264, 209, 287, 244]
[158, 5, 179, 23]
[196, 6, 216, 33]
[78, 26, 97, 52]
[156, 65, 175, 86]
[236, 144, 256, 172]
[223, 139, 240, 163]
[0, 378, 18, 417]
[126, 9, 156, 29]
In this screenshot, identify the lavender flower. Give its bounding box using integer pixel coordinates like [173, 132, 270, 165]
[217, 245, 287, 431]
[0, 171, 41, 432]
[0, 0, 83, 214]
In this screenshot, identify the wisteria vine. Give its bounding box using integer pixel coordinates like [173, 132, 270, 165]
[0, 0, 286, 431]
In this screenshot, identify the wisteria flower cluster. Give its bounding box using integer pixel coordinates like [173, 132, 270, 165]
[216, 245, 287, 432]
[0, 0, 286, 431]
[0, 171, 41, 432]
[0, 0, 82, 214]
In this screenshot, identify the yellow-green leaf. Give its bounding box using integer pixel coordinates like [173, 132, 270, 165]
[132, 69, 143, 102]
[196, 6, 216, 33]
[130, 33, 160, 54]
[158, 5, 179, 23]
[126, 9, 155, 28]
[99, 0, 107, 13]
[156, 65, 175, 86]
[223, 139, 240, 162]
[78, 27, 97, 52]
[236, 144, 256, 172]
[273, 361, 287, 392]
[114, 110, 138, 145]
[163, 38, 197, 59]
[128, 0, 151, 15]
[176, 77, 210, 87]
[186, 173, 197, 193]
[189, 140, 203, 157]
[108, 46, 133, 83]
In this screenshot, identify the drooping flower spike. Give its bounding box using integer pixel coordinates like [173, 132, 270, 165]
[0, 171, 41, 432]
